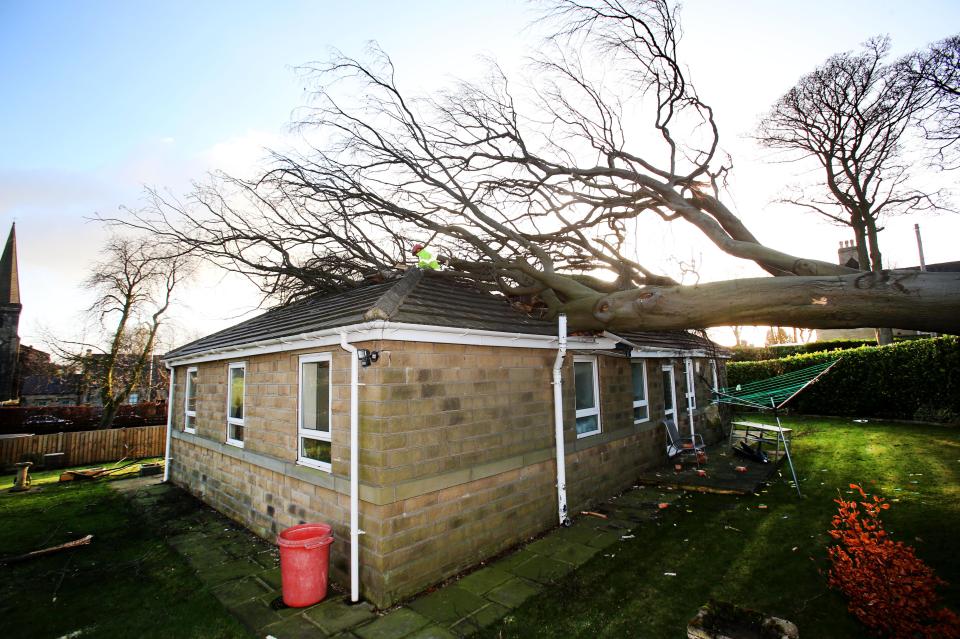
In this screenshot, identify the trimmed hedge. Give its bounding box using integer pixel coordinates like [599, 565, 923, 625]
[730, 339, 881, 362]
[726, 337, 960, 422]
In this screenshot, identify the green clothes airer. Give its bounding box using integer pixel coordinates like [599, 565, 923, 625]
[713, 359, 839, 497]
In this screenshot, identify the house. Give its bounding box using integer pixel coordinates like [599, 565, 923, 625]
[162, 268, 728, 607]
[20, 374, 84, 407]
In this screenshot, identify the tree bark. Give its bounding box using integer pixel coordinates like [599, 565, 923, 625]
[564, 270, 960, 333]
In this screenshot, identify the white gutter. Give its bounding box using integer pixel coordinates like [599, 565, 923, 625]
[163, 321, 615, 367]
[339, 332, 362, 603]
[684, 357, 696, 444]
[162, 365, 175, 483]
[552, 314, 570, 526]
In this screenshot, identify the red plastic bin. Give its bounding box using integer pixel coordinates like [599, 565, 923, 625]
[277, 523, 334, 607]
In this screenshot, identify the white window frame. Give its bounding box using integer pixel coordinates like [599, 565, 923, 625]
[630, 359, 650, 424]
[226, 361, 246, 448]
[297, 353, 333, 472]
[573, 355, 601, 439]
[685, 358, 697, 411]
[661, 363, 677, 421]
[184, 366, 198, 434]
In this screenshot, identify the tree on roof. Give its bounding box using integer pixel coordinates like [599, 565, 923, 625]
[114, 0, 960, 334]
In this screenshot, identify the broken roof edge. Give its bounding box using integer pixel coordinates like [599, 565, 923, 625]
[363, 268, 424, 321]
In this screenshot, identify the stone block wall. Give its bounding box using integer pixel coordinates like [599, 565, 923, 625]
[168, 340, 701, 607]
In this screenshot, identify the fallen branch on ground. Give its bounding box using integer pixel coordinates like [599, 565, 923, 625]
[0, 535, 93, 565]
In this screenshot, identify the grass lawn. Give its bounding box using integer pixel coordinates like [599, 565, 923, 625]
[480, 416, 960, 638]
[0, 461, 252, 639]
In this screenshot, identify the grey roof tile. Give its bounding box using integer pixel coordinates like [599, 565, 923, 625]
[164, 269, 726, 360]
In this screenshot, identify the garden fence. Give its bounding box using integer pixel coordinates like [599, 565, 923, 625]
[0, 424, 165, 470]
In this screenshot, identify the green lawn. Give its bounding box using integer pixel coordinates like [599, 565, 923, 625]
[1, 418, 957, 638]
[0, 463, 251, 639]
[481, 416, 960, 638]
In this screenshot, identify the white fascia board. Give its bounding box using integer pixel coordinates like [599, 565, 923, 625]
[163, 320, 614, 367]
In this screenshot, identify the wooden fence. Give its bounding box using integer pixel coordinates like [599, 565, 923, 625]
[0, 425, 166, 470]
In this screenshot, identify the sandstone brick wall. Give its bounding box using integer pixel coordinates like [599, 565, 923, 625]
[168, 340, 710, 607]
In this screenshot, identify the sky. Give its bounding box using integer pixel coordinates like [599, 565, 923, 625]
[2, 0, 958, 350]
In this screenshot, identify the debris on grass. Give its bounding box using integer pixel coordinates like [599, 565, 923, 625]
[581, 511, 608, 519]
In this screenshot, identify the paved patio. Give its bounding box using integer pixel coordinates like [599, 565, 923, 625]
[636, 441, 787, 495]
[112, 477, 687, 638]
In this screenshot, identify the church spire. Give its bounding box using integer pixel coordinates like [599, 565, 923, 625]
[0, 224, 20, 306]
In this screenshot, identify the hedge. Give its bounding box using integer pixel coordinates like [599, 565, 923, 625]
[0, 402, 168, 435]
[730, 339, 885, 362]
[726, 337, 960, 423]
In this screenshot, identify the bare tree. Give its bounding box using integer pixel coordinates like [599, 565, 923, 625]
[756, 37, 944, 274]
[901, 34, 960, 168]
[50, 236, 190, 428]
[115, 1, 960, 335]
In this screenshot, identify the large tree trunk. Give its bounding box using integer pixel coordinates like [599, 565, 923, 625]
[564, 270, 960, 332]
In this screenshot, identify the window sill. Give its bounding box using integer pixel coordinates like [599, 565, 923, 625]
[576, 429, 601, 439]
[225, 439, 245, 449]
[184, 428, 197, 435]
[297, 458, 332, 473]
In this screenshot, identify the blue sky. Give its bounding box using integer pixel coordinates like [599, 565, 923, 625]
[2, 1, 958, 347]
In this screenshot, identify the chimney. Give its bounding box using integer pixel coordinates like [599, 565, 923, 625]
[838, 240, 859, 270]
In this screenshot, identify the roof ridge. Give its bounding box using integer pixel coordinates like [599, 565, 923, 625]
[363, 268, 424, 321]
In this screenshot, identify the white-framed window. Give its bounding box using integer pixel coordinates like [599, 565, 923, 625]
[298, 353, 333, 471]
[226, 362, 246, 447]
[630, 360, 649, 423]
[573, 356, 601, 438]
[184, 366, 198, 434]
[661, 364, 677, 421]
[684, 358, 697, 411]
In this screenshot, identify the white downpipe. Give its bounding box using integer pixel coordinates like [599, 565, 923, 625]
[162, 365, 175, 483]
[339, 332, 361, 603]
[552, 314, 569, 525]
[684, 357, 696, 442]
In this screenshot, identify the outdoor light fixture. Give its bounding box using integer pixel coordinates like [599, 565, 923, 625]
[356, 349, 379, 367]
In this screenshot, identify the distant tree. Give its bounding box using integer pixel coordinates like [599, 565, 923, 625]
[756, 37, 947, 344]
[900, 34, 960, 168]
[50, 236, 190, 428]
[765, 327, 791, 346]
[114, 1, 960, 335]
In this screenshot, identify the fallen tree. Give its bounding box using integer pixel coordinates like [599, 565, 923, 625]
[114, 1, 960, 334]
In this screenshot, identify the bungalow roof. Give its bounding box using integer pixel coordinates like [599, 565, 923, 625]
[165, 268, 726, 360]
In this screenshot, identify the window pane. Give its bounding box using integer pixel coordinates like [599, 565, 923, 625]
[186, 369, 198, 412]
[185, 415, 195, 431]
[230, 423, 244, 442]
[631, 363, 646, 402]
[633, 406, 649, 422]
[662, 370, 674, 410]
[575, 414, 598, 436]
[301, 438, 331, 464]
[574, 362, 596, 410]
[229, 367, 244, 420]
[301, 361, 330, 432]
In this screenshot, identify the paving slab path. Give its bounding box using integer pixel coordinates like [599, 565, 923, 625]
[111, 477, 684, 638]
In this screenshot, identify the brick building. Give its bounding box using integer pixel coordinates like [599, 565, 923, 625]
[163, 269, 727, 607]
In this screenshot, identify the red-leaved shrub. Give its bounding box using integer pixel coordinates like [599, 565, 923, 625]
[828, 483, 960, 638]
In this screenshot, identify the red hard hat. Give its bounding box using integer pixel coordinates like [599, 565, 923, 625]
[411, 243, 424, 255]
